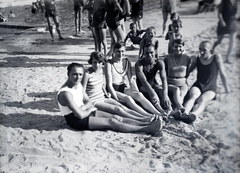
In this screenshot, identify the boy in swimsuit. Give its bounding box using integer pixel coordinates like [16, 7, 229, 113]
[124, 23, 146, 49]
[74, 0, 85, 36]
[58, 62, 162, 134]
[44, 0, 64, 41]
[182, 41, 229, 124]
[135, 44, 172, 119]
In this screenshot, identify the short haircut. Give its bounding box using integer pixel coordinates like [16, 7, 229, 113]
[113, 41, 125, 50]
[170, 12, 180, 20]
[146, 26, 156, 35]
[173, 38, 185, 46]
[130, 23, 136, 28]
[67, 63, 84, 74]
[172, 19, 182, 28]
[88, 51, 104, 64]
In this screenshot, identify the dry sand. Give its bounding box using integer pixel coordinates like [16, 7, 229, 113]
[0, 0, 240, 172]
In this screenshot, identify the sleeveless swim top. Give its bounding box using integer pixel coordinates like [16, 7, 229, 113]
[57, 84, 84, 116]
[111, 58, 130, 85]
[85, 69, 105, 103]
[136, 58, 159, 89]
[193, 55, 218, 93]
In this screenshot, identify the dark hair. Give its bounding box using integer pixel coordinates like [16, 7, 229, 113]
[130, 23, 136, 28]
[88, 51, 104, 64]
[172, 19, 182, 28]
[67, 63, 84, 74]
[170, 12, 180, 20]
[113, 41, 125, 50]
[173, 38, 185, 46]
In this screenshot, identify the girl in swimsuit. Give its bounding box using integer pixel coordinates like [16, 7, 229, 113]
[164, 39, 191, 118]
[105, 42, 165, 117]
[58, 62, 162, 134]
[182, 41, 229, 124]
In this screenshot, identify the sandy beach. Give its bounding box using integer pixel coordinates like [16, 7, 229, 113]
[0, 0, 240, 172]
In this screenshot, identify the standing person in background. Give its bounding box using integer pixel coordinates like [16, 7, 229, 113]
[131, 0, 143, 30]
[160, 0, 176, 37]
[74, 0, 86, 36]
[105, 0, 125, 47]
[92, 0, 107, 56]
[44, 0, 64, 41]
[212, 0, 238, 64]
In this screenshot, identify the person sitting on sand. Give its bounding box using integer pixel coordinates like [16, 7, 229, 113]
[135, 44, 172, 119]
[165, 19, 182, 54]
[44, 0, 64, 41]
[82, 51, 160, 122]
[139, 26, 159, 60]
[124, 23, 146, 49]
[105, 42, 165, 118]
[57, 62, 162, 134]
[181, 41, 229, 124]
[164, 39, 191, 118]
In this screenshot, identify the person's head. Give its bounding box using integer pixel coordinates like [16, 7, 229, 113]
[146, 26, 156, 39]
[171, 19, 182, 34]
[129, 23, 137, 32]
[143, 45, 156, 65]
[67, 63, 84, 85]
[172, 38, 185, 54]
[199, 41, 212, 59]
[88, 51, 104, 70]
[113, 42, 125, 61]
[170, 12, 180, 21]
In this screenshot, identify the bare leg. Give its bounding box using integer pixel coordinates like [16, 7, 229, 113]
[119, 18, 126, 38]
[53, 16, 63, 39]
[93, 27, 101, 51]
[168, 85, 184, 110]
[161, 12, 168, 37]
[95, 101, 151, 121]
[225, 32, 237, 63]
[109, 115, 162, 134]
[137, 18, 143, 30]
[212, 34, 224, 52]
[113, 25, 125, 42]
[124, 89, 162, 116]
[46, 17, 54, 40]
[116, 91, 153, 117]
[74, 10, 78, 35]
[109, 28, 117, 48]
[183, 87, 201, 114]
[190, 91, 216, 116]
[99, 27, 107, 56]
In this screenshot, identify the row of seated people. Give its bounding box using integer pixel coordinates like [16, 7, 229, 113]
[57, 40, 229, 134]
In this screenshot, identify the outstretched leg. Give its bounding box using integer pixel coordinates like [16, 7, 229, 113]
[190, 90, 216, 116]
[124, 89, 163, 116]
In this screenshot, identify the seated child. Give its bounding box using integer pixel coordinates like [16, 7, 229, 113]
[166, 12, 181, 34]
[139, 26, 159, 59]
[165, 19, 183, 54]
[124, 23, 146, 49]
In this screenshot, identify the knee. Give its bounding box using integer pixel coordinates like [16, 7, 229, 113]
[124, 96, 135, 104]
[172, 87, 181, 95]
[55, 22, 60, 29]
